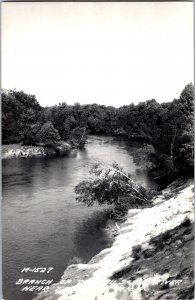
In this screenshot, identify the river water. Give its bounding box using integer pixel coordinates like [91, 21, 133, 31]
[2, 136, 155, 300]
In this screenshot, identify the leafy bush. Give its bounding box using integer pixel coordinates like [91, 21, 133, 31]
[2, 89, 42, 144]
[35, 121, 60, 147]
[69, 126, 87, 148]
[75, 162, 150, 216]
[22, 123, 42, 146]
[109, 198, 130, 220]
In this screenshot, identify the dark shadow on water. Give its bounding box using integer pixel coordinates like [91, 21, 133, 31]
[2, 136, 156, 300]
[78, 147, 87, 156]
[73, 209, 113, 263]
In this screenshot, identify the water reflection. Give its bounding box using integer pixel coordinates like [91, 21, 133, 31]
[67, 149, 78, 158]
[2, 136, 155, 300]
[73, 210, 112, 263]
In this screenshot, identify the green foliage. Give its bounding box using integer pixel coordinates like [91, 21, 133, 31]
[23, 123, 42, 146]
[69, 126, 87, 148]
[35, 122, 60, 147]
[2, 83, 194, 183]
[180, 83, 194, 111]
[109, 198, 130, 220]
[147, 153, 177, 187]
[123, 84, 194, 184]
[75, 163, 149, 213]
[2, 89, 42, 144]
[151, 84, 193, 181]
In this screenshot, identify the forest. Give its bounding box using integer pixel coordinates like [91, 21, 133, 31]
[2, 83, 194, 186]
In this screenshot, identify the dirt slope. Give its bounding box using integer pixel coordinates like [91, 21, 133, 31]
[34, 179, 194, 300]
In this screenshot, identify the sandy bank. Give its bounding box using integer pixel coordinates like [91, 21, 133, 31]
[34, 179, 194, 300]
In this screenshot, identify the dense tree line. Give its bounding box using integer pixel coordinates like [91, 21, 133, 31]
[2, 83, 193, 182]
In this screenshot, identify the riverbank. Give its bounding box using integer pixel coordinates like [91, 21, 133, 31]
[2, 142, 72, 159]
[34, 178, 194, 300]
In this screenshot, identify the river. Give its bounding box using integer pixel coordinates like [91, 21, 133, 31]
[2, 136, 155, 300]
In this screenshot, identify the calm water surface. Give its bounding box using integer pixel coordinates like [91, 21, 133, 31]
[2, 136, 155, 300]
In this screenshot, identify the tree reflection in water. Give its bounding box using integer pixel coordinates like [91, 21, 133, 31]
[73, 209, 113, 263]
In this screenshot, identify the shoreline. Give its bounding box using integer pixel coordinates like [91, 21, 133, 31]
[33, 178, 194, 300]
[1, 135, 147, 160]
[2, 142, 73, 159]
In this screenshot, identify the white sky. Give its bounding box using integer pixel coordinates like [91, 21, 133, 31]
[2, 2, 194, 107]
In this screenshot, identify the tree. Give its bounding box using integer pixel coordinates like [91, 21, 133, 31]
[179, 83, 194, 112]
[69, 126, 87, 148]
[23, 123, 42, 146]
[2, 89, 42, 144]
[35, 122, 60, 147]
[75, 163, 149, 216]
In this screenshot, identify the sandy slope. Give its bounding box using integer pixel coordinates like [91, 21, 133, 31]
[34, 179, 194, 300]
